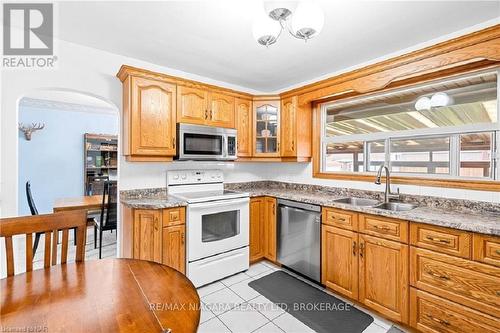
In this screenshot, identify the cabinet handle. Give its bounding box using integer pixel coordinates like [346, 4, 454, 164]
[181, 232, 185, 245]
[210, 110, 213, 120]
[172, 137, 176, 149]
[277, 142, 280, 152]
[337, 217, 347, 223]
[495, 249, 500, 256]
[291, 140, 294, 150]
[425, 236, 451, 244]
[352, 241, 356, 256]
[373, 224, 391, 231]
[425, 269, 450, 280]
[205, 109, 208, 119]
[359, 242, 364, 258]
[426, 315, 450, 326]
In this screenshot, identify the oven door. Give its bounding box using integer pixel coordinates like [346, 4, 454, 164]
[187, 197, 249, 262]
[179, 132, 224, 160]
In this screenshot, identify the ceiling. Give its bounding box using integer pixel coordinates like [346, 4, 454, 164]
[56, 1, 500, 93]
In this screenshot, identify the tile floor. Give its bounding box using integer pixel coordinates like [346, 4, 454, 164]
[197, 261, 406, 333]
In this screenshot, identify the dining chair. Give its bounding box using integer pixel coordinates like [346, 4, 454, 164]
[94, 180, 117, 259]
[0, 210, 87, 277]
[25, 181, 77, 254]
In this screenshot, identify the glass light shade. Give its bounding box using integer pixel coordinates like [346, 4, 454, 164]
[431, 92, 454, 107]
[291, 0, 324, 39]
[264, 1, 297, 20]
[252, 13, 281, 46]
[415, 96, 431, 111]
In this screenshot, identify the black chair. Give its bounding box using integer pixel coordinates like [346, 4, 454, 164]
[26, 181, 77, 256]
[94, 181, 117, 259]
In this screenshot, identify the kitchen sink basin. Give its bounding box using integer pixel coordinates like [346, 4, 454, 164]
[374, 202, 418, 212]
[333, 197, 380, 207]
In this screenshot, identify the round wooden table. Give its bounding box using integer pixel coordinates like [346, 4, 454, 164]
[1, 258, 200, 333]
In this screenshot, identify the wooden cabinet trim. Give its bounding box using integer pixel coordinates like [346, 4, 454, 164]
[410, 223, 472, 259]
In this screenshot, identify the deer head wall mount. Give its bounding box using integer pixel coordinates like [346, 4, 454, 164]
[19, 122, 45, 141]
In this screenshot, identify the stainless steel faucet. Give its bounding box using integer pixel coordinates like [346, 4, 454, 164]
[375, 164, 400, 203]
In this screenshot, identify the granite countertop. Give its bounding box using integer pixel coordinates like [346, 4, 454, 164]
[236, 187, 500, 236]
[121, 181, 500, 236]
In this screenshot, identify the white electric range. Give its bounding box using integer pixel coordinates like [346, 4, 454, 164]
[167, 170, 249, 287]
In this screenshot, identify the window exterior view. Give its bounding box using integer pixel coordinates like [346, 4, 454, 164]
[322, 70, 499, 180]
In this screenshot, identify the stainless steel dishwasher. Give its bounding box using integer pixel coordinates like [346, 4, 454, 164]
[277, 199, 321, 283]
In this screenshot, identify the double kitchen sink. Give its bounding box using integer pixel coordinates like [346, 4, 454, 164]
[333, 197, 418, 212]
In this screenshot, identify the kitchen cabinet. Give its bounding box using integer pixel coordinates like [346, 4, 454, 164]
[249, 197, 277, 263]
[123, 206, 186, 273]
[359, 234, 409, 323]
[133, 210, 162, 262]
[235, 98, 252, 157]
[162, 224, 186, 274]
[250, 197, 265, 262]
[322, 225, 359, 299]
[264, 197, 277, 262]
[121, 75, 177, 161]
[177, 85, 209, 125]
[208, 92, 235, 128]
[280, 96, 312, 160]
[253, 100, 280, 157]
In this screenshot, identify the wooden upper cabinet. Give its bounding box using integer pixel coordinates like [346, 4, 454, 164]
[281, 96, 297, 157]
[322, 225, 359, 300]
[359, 234, 409, 324]
[209, 92, 235, 128]
[123, 75, 177, 161]
[177, 85, 209, 125]
[235, 98, 252, 157]
[253, 100, 280, 157]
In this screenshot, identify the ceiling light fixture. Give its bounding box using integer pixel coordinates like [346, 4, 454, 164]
[415, 92, 454, 111]
[253, 0, 324, 47]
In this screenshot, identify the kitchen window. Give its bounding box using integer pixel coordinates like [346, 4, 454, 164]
[321, 70, 499, 180]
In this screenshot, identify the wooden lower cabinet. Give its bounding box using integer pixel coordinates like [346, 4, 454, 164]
[322, 225, 358, 299]
[133, 209, 162, 262]
[250, 197, 265, 262]
[264, 197, 277, 262]
[359, 234, 409, 324]
[127, 207, 186, 274]
[410, 288, 500, 333]
[162, 225, 186, 274]
[249, 197, 276, 263]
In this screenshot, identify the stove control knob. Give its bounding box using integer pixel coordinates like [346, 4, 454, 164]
[216, 174, 222, 179]
[181, 174, 187, 180]
[173, 174, 179, 180]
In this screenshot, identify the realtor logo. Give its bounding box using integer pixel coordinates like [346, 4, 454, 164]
[2, 3, 56, 68]
[3, 3, 53, 55]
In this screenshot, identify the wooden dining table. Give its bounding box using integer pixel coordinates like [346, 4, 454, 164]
[53, 194, 104, 213]
[0, 258, 201, 332]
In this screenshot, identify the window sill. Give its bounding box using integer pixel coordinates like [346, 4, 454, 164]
[312, 171, 500, 192]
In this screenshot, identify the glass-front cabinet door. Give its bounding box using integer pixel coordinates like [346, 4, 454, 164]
[254, 100, 280, 156]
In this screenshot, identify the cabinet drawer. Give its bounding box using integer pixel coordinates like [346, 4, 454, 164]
[322, 208, 358, 231]
[410, 288, 500, 333]
[473, 234, 500, 267]
[410, 223, 471, 259]
[359, 214, 408, 243]
[162, 207, 185, 227]
[410, 247, 500, 317]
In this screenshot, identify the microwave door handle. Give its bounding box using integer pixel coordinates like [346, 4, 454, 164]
[222, 135, 227, 158]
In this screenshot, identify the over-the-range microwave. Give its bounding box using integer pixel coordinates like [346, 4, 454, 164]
[176, 123, 237, 161]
